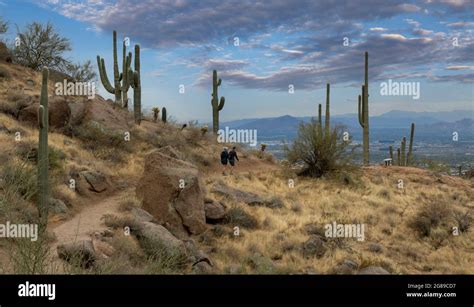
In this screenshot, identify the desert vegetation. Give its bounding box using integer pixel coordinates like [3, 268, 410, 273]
[0, 20, 472, 276]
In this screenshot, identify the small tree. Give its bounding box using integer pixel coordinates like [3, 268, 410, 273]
[14, 22, 71, 70]
[285, 120, 355, 177]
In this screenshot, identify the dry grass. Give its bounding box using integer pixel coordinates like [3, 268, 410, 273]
[200, 167, 474, 274]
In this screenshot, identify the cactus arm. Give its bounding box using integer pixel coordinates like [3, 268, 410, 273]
[218, 96, 225, 111]
[97, 56, 115, 93]
[217, 78, 222, 86]
[358, 94, 365, 128]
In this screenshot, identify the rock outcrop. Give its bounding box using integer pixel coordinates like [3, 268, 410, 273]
[136, 148, 206, 237]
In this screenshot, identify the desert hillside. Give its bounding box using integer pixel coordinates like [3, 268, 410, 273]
[0, 61, 473, 274]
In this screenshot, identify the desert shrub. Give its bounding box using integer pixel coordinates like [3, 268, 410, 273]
[140, 239, 188, 274]
[453, 210, 472, 233]
[15, 142, 66, 171]
[285, 120, 356, 177]
[0, 158, 37, 202]
[9, 236, 54, 274]
[0, 90, 32, 118]
[224, 207, 258, 229]
[0, 66, 10, 79]
[72, 121, 130, 162]
[409, 202, 452, 237]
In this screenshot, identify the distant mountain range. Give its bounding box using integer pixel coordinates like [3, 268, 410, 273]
[222, 110, 474, 143]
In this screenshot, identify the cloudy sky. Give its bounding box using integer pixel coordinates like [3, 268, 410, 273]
[1, 0, 473, 122]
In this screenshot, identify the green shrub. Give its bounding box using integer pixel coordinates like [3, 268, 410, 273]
[285, 120, 356, 177]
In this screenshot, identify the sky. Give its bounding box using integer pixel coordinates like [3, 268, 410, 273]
[0, 0, 473, 122]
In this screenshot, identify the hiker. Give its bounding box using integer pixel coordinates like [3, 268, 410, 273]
[228, 146, 239, 174]
[221, 147, 229, 175]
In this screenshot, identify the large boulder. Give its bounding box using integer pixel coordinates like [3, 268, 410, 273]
[18, 96, 71, 129]
[136, 149, 206, 236]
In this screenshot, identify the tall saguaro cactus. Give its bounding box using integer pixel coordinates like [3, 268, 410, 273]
[38, 68, 49, 231]
[358, 51, 370, 165]
[128, 45, 141, 125]
[401, 137, 406, 167]
[325, 83, 330, 134]
[161, 107, 167, 123]
[407, 123, 415, 165]
[389, 145, 393, 161]
[97, 31, 132, 107]
[211, 70, 225, 134]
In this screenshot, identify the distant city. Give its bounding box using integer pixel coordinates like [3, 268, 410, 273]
[222, 110, 474, 171]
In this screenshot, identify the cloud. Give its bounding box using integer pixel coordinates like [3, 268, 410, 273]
[446, 65, 474, 70]
[370, 27, 388, 32]
[39, 0, 427, 48]
[447, 21, 474, 28]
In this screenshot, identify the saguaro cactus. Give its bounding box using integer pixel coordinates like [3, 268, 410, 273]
[407, 123, 415, 166]
[358, 51, 370, 165]
[325, 83, 330, 134]
[38, 68, 49, 231]
[397, 148, 401, 166]
[401, 137, 406, 166]
[389, 145, 393, 161]
[128, 45, 141, 125]
[211, 70, 225, 134]
[161, 107, 167, 123]
[97, 31, 132, 107]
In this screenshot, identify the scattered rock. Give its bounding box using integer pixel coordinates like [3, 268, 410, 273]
[302, 235, 327, 258]
[136, 221, 186, 256]
[57, 240, 96, 268]
[48, 198, 68, 214]
[25, 79, 35, 88]
[265, 196, 285, 209]
[211, 182, 279, 208]
[331, 259, 358, 274]
[358, 266, 390, 275]
[156, 145, 184, 160]
[80, 171, 108, 193]
[131, 207, 155, 223]
[368, 243, 383, 253]
[192, 261, 214, 274]
[204, 201, 226, 223]
[136, 148, 206, 236]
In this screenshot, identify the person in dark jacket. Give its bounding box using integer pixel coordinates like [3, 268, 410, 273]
[220, 147, 229, 175]
[228, 146, 239, 174]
